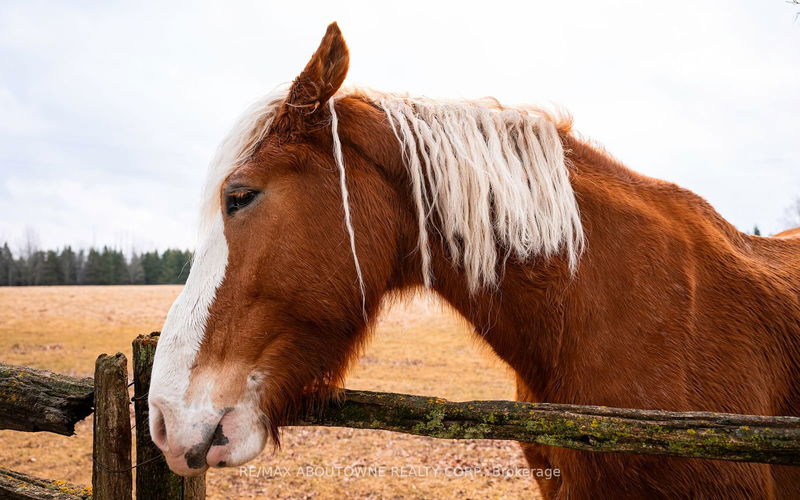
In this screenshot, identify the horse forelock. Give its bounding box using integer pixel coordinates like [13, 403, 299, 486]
[198, 87, 290, 238]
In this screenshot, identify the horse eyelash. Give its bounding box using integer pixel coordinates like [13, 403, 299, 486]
[225, 190, 259, 216]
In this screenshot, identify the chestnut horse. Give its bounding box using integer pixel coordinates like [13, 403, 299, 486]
[148, 23, 800, 498]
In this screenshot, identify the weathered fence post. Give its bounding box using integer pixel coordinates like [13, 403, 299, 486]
[92, 353, 132, 500]
[133, 333, 205, 500]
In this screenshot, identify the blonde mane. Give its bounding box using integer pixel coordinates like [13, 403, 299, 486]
[200, 87, 584, 294]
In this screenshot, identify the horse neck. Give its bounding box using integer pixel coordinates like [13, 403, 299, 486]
[370, 113, 800, 409]
[339, 99, 752, 402]
[392, 133, 702, 402]
[381, 132, 603, 401]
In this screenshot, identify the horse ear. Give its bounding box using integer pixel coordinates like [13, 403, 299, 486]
[276, 22, 350, 136]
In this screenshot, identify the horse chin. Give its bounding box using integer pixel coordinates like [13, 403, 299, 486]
[204, 408, 270, 470]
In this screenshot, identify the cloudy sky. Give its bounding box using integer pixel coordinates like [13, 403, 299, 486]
[1, 1, 798, 252]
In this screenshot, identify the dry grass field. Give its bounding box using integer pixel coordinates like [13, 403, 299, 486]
[0, 285, 541, 499]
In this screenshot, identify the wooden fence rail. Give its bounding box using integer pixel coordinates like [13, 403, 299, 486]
[0, 363, 93, 435]
[301, 390, 800, 466]
[0, 331, 799, 498]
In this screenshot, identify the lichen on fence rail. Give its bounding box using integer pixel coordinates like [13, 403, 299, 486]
[0, 467, 91, 499]
[302, 390, 800, 466]
[0, 362, 93, 436]
[1, 355, 799, 467]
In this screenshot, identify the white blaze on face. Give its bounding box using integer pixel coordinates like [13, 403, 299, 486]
[144, 88, 290, 476]
[148, 213, 268, 474]
[150, 213, 228, 408]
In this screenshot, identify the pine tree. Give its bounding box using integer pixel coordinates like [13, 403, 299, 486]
[95, 247, 126, 285]
[141, 251, 162, 285]
[111, 248, 128, 284]
[0, 241, 194, 286]
[40, 250, 62, 285]
[83, 248, 102, 285]
[0, 244, 10, 285]
[60, 246, 78, 285]
[159, 249, 183, 284]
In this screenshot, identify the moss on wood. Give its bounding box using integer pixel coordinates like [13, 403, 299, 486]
[0, 363, 93, 436]
[299, 389, 800, 466]
[0, 467, 91, 499]
[2, 336, 799, 468]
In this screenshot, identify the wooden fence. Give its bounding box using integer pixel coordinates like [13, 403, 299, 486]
[1, 331, 799, 498]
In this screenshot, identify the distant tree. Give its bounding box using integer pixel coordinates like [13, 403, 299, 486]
[109, 248, 129, 284]
[83, 248, 102, 285]
[0, 241, 192, 286]
[128, 252, 145, 284]
[113, 249, 129, 284]
[60, 246, 78, 285]
[0, 243, 14, 286]
[27, 251, 46, 286]
[39, 250, 62, 285]
[94, 247, 127, 285]
[752, 225, 761, 236]
[141, 251, 162, 285]
[17, 230, 39, 285]
[0, 247, 5, 286]
[98, 247, 112, 284]
[76, 249, 87, 284]
[159, 249, 186, 284]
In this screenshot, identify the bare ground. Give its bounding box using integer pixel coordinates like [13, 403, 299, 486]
[0, 285, 540, 499]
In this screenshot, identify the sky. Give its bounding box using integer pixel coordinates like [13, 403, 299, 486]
[0, 1, 798, 252]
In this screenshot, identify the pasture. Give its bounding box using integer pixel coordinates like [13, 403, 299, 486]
[0, 285, 536, 499]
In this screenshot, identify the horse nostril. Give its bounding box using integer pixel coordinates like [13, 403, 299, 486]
[150, 402, 168, 450]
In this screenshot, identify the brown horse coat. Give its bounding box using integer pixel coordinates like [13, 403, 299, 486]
[148, 23, 800, 498]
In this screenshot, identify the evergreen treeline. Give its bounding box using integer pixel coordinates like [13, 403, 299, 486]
[0, 243, 192, 286]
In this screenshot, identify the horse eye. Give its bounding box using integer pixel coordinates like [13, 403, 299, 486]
[225, 190, 260, 216]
